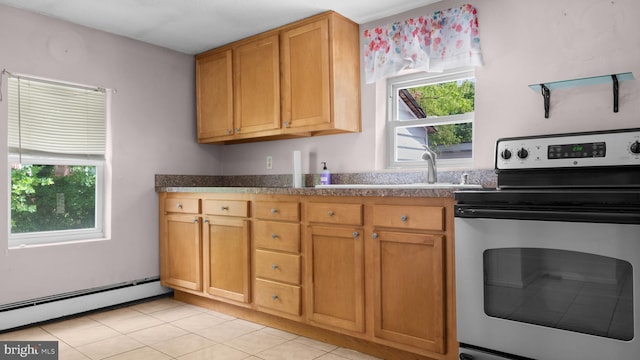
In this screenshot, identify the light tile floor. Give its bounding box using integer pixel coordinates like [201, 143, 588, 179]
[0, 297, 382, 360]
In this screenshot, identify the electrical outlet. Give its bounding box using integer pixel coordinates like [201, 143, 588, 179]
[266, 156, 273, 170]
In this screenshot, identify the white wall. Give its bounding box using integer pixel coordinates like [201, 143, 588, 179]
[3, 0, 640, 304]
[0, 5, 221, 304]
[221, 0, 640, 174]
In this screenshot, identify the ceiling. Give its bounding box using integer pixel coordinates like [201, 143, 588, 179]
[0, 0, 440, 55]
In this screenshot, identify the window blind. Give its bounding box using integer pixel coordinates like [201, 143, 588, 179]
[8, 76, 106, 159]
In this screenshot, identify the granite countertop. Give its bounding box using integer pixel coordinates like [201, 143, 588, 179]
[157, 186, 462, 198]
[155, 170, 496, 198]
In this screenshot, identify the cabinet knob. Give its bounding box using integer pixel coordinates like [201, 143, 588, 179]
[235, 128, 240, 133]
[204, 219, 209, 223]
[400, 215, 408, 222]
[193, 218, 198, 223]
[353, 231, 360, 238]
[327, 210, 334, 217]
[226, 129, 233, 135]
[271, 208, 278, 214]
[372, 232, 379, 240]
[271, 264, 279, 270]
[176, 203, 183, 209]
[283, 121, 290, 127]
[271, 233, 278, 239]
[271, 294, 279, 300]
[220, 206, 229, 211]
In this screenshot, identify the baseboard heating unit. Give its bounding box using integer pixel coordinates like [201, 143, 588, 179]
[0, 277, 172, 331]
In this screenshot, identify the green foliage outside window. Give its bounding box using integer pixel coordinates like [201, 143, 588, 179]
[408, 79, 474, 151]
[11, 165, 96, 233]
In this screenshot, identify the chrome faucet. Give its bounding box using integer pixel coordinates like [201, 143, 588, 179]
[421, 144, 437, 184]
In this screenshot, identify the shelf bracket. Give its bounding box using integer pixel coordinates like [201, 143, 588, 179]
[612, 74, 619, 113]
[540, 84, 551, 118]
[529, 72, 633, 118]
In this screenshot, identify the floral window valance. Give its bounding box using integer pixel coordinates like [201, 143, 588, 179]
[363, 4, 483, 84]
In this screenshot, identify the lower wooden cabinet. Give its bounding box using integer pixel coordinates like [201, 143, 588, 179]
[254, 279, 301, 316]
[306, 226, 365, 333]
[160, 193, 457, 360]
[255, 250, 300, 284]
[161, 213, 202, 291]
[253, 199, 302, 318]
[203, 217, 250, 303]
[372, 230, 445, 353]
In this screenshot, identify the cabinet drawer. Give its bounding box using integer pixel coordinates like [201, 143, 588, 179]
[254, 279, 301, 316]
[255, 250, 300, 284]
[372, 205, 444, 231]
[254, 221, 300, 253]
[203, 199, 249, 217]
[306, 203, 363, 225]
[254, 201, 300, 221]
[164, 198, 200, 214]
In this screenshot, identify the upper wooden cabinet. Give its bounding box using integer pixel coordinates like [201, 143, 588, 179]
[233, 33, 281, 136]
[281, 18, 330, 130]
[195, 11, 361, 144]
[196, 49, 233, 140]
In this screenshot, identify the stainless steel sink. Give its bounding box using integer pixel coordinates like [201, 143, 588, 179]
[314, 183, 482, 189]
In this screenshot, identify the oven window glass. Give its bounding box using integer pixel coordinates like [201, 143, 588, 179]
[483, 248, 633, 341]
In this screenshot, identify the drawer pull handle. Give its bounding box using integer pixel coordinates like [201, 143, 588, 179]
[272, 294, 279, 300]
[220, 206, 229, 211]
[327, 210, 334, 217]
[271, 208, 278, 214]
[400, 215, 408, 222]
[353, 231, 359, 238]
[271, 264, 279, 270]
[271, 233, 278, 239]
[176, 203, 183, 209]
[372, 232, 379, 240]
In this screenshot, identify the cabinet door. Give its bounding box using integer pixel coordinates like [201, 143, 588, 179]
[234, 33, 281, 135]
[203, 217, 250, 303]
[307, 226, 364, 332]
[161, 214, 202, 291]
[196, 49, 234, 140]
[281, 17, 330, 130]
[372, 230, 445, 353]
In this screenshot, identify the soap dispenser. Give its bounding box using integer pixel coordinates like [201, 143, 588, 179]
[320, 162, 331, 185]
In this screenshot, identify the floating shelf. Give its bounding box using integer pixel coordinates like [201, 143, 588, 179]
[528, 72, 634, 118]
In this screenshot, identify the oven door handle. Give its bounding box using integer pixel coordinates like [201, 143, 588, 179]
[455, 206, 640, 224]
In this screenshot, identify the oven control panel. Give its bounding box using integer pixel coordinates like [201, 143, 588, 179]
[496, 128, 640, 170]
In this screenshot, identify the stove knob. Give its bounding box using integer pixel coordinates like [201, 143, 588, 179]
[631, 141, 640, 154]
[517, 147, 529, 159]
[500, 149, 512, 160]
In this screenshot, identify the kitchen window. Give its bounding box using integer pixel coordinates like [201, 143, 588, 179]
[6, 74, 108, 247]
[387, 68, 474, 168]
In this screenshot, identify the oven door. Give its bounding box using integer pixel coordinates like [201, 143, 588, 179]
[455, 214, 639, 360]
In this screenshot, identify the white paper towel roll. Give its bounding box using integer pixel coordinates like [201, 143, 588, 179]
[292, 150, 302, 188]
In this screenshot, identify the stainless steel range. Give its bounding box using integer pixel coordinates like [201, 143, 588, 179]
[454, 128, 640, 360]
